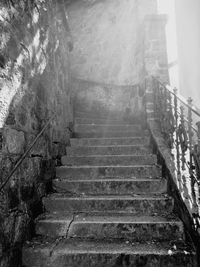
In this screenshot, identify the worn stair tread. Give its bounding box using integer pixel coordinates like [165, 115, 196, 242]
[56, 165, 162, 180]
[75, 124, 142, 133]
[71, 137, 147, 141]
[67, 145, 150, 156]
[75, 123, 141, 128]
[75, 117, 137, 124]
[75, 118, 141, 127]
[70, 137, 149, 146]
[67, 146, 149, 151]
[74, 111, 134, 120]
[67, 145, 149, 149]
[64, 154, 156, 159]
[45, 192, 170, 199]
[62, 154, 157, 166]
[37, 213, 181, 224]
[35, 213, 184, 239]
[75, 131, 143, 138]
[62, 154, 157, 162]
[57, 164, 158, 169]
[23, 238, 194, 255]
[54, 177, 163, 182]
[53, 178, 167, 195]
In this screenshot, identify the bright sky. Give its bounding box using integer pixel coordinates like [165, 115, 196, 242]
[157, 0, 179, 87]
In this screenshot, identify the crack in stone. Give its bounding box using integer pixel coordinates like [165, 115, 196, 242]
[65, 213, 76, 239]
[49, 213, 76, 257]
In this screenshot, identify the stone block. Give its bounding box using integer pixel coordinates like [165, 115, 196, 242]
[4, 128, 25, 154]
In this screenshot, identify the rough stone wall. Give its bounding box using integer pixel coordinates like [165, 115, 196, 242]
[0, 1, 73, 266]
[68, 0, 158, 85]
[72, 78, 145, 119]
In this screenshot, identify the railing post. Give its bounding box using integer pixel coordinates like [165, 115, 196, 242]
[174, 88, 180, 174]
[180, 106, 187, 170]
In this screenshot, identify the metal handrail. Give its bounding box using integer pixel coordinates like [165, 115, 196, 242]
[0, 114, 55, 192]
[154, 77, 200, 118]
[150, 75, 200, 227]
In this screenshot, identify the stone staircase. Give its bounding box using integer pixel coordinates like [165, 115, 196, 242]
[23, 111, 197, 266]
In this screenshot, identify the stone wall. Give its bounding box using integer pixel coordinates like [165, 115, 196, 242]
[0, 1, 73, 266]
[68, 0, 158, 85]
[72, 78, 145, 119]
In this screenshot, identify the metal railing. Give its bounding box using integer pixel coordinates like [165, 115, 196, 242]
[0, 114, 55, 193]
[151, 77, 200, 227]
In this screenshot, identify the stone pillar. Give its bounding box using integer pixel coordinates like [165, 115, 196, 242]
[144, 14, 169, 83]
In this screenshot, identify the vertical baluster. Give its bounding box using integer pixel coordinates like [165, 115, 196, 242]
[160, 85, 166, 133]
[180, 106, 187, 170]
[168, 90, 174, 148]
[163, 86, 168, 134]
[196, 121, 200, 156]
[157, 82, 162, 129]
[153, 78, 157, 116]
[187, 97, 193, 169]
[174, 88, 180, 174]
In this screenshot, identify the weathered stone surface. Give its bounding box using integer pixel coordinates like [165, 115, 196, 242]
[62, 154, 157, 166]
[68, 214, 184, 242]
[36, 213, 184, 242]
[75, 117, 137, 125]
[35, 214, 73, 238]
[74, 111, 142, 123]
[0, 1, 73, 264]
[75, 130, 142, 138]
[68, 0, 157, 84]
[70, 137, 149, 146]
[75, 123, 141, 133]
[43, 194, 174, 215]
[67, 145, 149, 156]
[53, 178, 167, 195]
[4, 128, 25, 154]
[23, 239, 197, 267]
[56, 165, 162, 180]
[22, 84, 197, 266]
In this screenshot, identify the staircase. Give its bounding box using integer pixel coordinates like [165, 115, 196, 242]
[23, 111, 197, 266]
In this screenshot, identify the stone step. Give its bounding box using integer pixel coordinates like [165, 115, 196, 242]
[66, 145, 149, 156]
[35, 213, 184, 242]
[23, 239, 197, 267]
[43, 194, 174, 215]
[61, 154, 157, 166]
[53, 178, 167, 195]
[75, 117, 136, 125]
[75, 111, 128, 120]
[74, 130, 142, 138]
[75, 124, 141, 133]
[56, 165, 162, 180]
[70, 137, 148, 146]
[36, 213, 184, 241]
